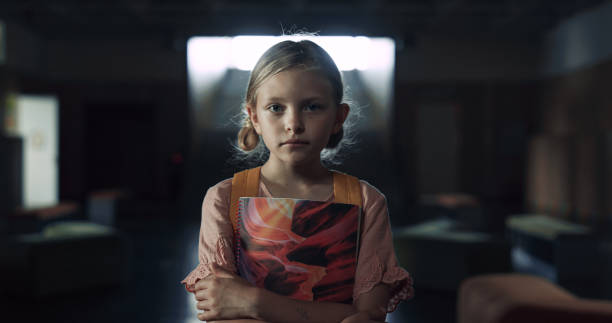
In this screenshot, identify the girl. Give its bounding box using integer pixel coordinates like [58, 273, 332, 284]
[182, 39, 413, 323]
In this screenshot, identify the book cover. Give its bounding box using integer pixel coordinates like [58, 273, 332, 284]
[236, 197, 361, 304]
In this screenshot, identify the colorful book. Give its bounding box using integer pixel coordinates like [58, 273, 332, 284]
[236, 197, 362, 304]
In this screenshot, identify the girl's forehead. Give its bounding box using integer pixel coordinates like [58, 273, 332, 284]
[256, 69, 334, 100]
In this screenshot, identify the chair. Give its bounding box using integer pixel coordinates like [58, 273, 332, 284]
[457, 274, 612, 323]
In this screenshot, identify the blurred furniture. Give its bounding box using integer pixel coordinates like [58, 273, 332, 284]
[507, 214, 606, 298]
[0, 221, 129, 297]
[458, 274, 612, 323]
[417, 193, 483, 226]
[394, 218, 511, 291]
[87, 189, 130, 226]
[5, 202, 81, 234]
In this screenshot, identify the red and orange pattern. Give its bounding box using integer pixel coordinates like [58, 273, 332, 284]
[236, 197, 361, 304]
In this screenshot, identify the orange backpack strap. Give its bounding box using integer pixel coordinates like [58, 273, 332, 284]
[229, 167, 261, 232]
[332, 171, 362, 207]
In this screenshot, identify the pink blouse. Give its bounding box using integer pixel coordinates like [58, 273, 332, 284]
[181, 177, 414, 312]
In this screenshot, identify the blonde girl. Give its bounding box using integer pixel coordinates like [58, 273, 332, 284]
[182, 39, 413, 323]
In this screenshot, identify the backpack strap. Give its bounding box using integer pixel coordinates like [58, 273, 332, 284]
[332, 171, 363, 207]
[229, 166, 261, 233]
[229, 167, 362, 231]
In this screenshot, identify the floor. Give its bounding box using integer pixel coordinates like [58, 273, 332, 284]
[3, 211, 457, 323]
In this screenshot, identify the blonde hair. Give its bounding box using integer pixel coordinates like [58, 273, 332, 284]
[234, 39, 357, 166]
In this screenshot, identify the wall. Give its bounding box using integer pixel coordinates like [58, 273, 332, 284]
[525, 0, 612, 227]
[528, 59, 612, 226]
[3, 22, 42, 75]
[542, 0, 612, 77]
[7, 31, 190, 202]
[393, 32, 541, 225]
[397, 34, 540, 82]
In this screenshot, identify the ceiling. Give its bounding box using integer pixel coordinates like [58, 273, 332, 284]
[0, 0, 609, 42]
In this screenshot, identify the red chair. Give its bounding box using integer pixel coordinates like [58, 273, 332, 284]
[458, 274, 612, 323]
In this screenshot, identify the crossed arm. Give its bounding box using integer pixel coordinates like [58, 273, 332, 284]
[191, 264, 390, 323]
[187, 180, 401, 322]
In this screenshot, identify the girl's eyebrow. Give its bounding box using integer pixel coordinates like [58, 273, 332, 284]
[263, 96, 325, 104]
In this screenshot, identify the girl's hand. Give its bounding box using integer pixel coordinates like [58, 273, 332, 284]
[340, 311, 388, 323]
[194, 264, 258, 321]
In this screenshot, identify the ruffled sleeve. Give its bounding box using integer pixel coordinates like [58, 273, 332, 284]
[353, 181, 414, 312]
[181, 178, 236, 293]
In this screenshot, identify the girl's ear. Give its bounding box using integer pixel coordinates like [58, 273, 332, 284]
[333, 103, 350, 133]
[246, 105, 261, 135]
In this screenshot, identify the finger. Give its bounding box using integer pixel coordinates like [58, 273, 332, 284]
[197, 298, 218, 313]
[196, 299, 212, 311]
[198, 308, 220, 321]
[194, 278, 212, 291]
[197, 312, 212, 322]
[340, 312, 359, 323]
[341, 311, 371, 323]
[197, 311, 209, 322]
[194, 290, 208, 301]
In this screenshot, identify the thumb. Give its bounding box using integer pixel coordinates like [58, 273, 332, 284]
[211, 263, 234, 278]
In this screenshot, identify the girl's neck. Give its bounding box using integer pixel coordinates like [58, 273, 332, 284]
[261, 158, 330, 186]
[260, 160, 333, 200]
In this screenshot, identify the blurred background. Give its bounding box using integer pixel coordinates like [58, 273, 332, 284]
[1, 0, 612, 322]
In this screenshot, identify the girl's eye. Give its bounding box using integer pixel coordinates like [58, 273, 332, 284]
[267, 104, 283, 112]
[304, 104, 322, 111]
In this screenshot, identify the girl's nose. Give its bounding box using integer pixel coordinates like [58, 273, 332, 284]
[285, 109, 304, 134]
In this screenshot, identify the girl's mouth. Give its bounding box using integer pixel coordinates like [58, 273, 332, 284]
[282, 139, 309, 146]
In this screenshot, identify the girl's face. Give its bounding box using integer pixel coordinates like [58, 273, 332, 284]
[247, 68, 349, 167]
